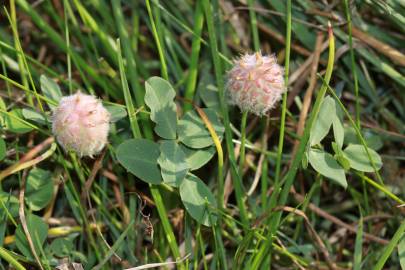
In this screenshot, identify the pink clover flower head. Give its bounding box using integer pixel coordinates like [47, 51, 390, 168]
[52, 91, 110, 157]
[226, 52, 286, 115]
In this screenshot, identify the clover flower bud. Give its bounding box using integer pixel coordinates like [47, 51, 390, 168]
[52, 92, 110, 157]
[226, 52, 286, 115]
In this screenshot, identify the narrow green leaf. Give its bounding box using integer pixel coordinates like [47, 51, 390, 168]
[354, 218, 363, 270]
[0, 97, 6, 126]
[0, 138, 5, 161]
[399, 234, 405, 270]
[310, 96, 336, 146]
[178, 108, 224, 149]
[158, 140, 189, 187]
[373, 220, 405, 270]
[116, 139, 162, 184]
[308, 148, 347, 188]
[145, 77, 177, 139]
[180, 174, 217, 226]
[40, 75, 62, 109]
[343, 144, 382, 172]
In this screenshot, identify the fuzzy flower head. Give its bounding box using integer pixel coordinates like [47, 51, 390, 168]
[226, 52, 286, 115]
[52, 92, 110, 157]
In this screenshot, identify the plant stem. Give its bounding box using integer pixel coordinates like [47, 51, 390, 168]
[261, 151, 269, 210]
[202, 0, 249, 229]
[273, 0, 292, 201]
[247, 0, 260, 51]
[357, 173, 404, 204]
[145, 0, 168, 80]
[63, 0, 72, 94]
[116, 39, 142, 139]
[9, 0, 31, 106]
[238, 111, 248, 178]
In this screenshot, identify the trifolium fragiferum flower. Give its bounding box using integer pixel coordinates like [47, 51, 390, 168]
[52, 91, 110, 157]
[226, 52, 286, 115]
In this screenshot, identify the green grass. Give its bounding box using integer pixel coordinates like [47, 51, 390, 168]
[0, 0, 404, 269]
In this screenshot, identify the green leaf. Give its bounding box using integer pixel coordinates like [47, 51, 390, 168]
[180, 174, 217, 226]
[116, 138, 162, 184]
[4, 109, 33, 134]
[199, 84, 220, 110]
[310, 96, 336, 146]
[365, 135, 383, 151]
[0, 192, 19, 218]
[0, 137, 5, 161]
[308, 148, 347, 188]
[50, 237, 74, 257]
[178, 108, 224, 149]
[105, 104, 127, 123]
[25, 168, 54, 211]
[344, 127, 383, 150]
[399, 234, 405, 270]
[332, 114, 344, 149]
[343, 144, 382, 172]
[145, 77, 177, 139]
[0, 96, 6, 126]
[40, 75, 62, 109]
[158, 140, 189, 187]
[180, 144, 216, 170]
[15, 213, 49, 259]
[22, 108, 47, 125]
